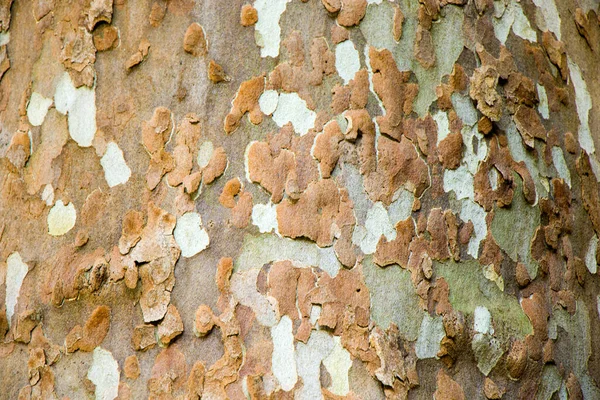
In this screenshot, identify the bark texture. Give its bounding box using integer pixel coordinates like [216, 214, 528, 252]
[1, 0, 600, 398]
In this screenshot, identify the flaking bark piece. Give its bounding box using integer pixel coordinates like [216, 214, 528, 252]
[267, 260, 316, 339]
[363, 136, 430, 204]
[369, 47, 419, 140]
[434, 369, 465, 400]
[146, 148, 175, 190]
[65, 305, 111, 352]
[183, 23, 208, 57]
[93, 24, 118, 52]
[371, 324, 407, 388]
[148, 345, 187, 396]
[124, 355, 141, 379]
[574, 8, 597, 50]
[478, 116, 493, 135]
[231, 191, 253, 229]
[14, 310, 40, 343]
[247, 140, 295, 203]
[336, 0, 367, 27]
[125, 39, 150, 71]
[142, 107, 172, 155]
[61, 27, 96, 87]
[414, 25, 435, 69]
[224, 75, 265, 134]
[427, 208, 450, 260]
[158, 304, 184, 346]
[167, 144, 193, 187]
[219, 178, 242, 208]
[470, 65, 502, 122]
[194, 305, 215, 337]
[374, 218, 415, 268]
[483, 377, 503, 399]
[513, 105, 546, 148]
[393, 4, 404, 41]
[576, 152, 600, 236]
[542, 31, 567, 80]
[349, 69, 369, 109]
[240, 4, 258, 26]
[5, 130, 30, 169]
[149, 0, 167, 27]
[86, 0, 113, 31]
[216, 257, 233, 295]
[186, 361, 206, 398]
[331, 25, 349, 44]
[202, 147, 227, 184]
[438, 132, 463, 170]
[308, 267, 369, 334]
[133, 324, 156, 351]
[505, 73, 538, 109]
[506, 340, 527, 379]
[208, 60, 228, 83]
[313, 120, 343, 178]
[119, 210, 144, 255]
[183, 171, 202, 194]
[277, 178, 341, 247]
[129, 203, 179, 322]
[27, 348, 45, 385]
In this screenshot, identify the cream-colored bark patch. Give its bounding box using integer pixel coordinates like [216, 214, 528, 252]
[251, 202, 278, 233]
[197, 141, 214, 169]
[271, 315, 298, 391]
[54, 72, 97, 147]
[27, 92, 53, 127]
[173, 212, 210, 258]
[87, 347, 119, 400]
[259, 89, 279, 115]
[100, 142, 131, 188]
[461, 199, 487, 258]
[296, 330, 335, 400]
[353, 202, 396, 255]
[235, 234, 341, 278]
[48, 200, 77, 236]
[537, 83, 549, 119]
[41, 184, 54, 206]
[322, 336, 352, 396]
[335, 40, 360, 85]
[231, 268, 278, 326]
[551, 147, 571, 187]
[567, 58, 598, 179]
[474, 306, 493, 334]
[532, 0, 561, 40]
[5, 252, 28, 328]
[585, 235, 598, 274]
[254, 0, 291, 58]
[433, 110, 450, 144]
[272, 92, 316, 135]
[492, 1, 537, 43]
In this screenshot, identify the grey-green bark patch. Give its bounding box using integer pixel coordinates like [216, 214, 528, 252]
[235, 234, 341, 277]
[472, 333, 504, 376]
[415, 314, 445, 359]
[504, 118, 548, 200]
[362, 256, 423, 341]
[491, 176, 540, 279]
[535, 365, 562, 400]
[434, 259, 532, 339]
[551, 301, 600, 399]
[360, 1, 464, 117]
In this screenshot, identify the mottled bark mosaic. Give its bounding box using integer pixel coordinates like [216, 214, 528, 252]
[1, 0, 600, 398]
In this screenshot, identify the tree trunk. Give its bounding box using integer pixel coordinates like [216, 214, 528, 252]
[1, 0, 600, 398]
